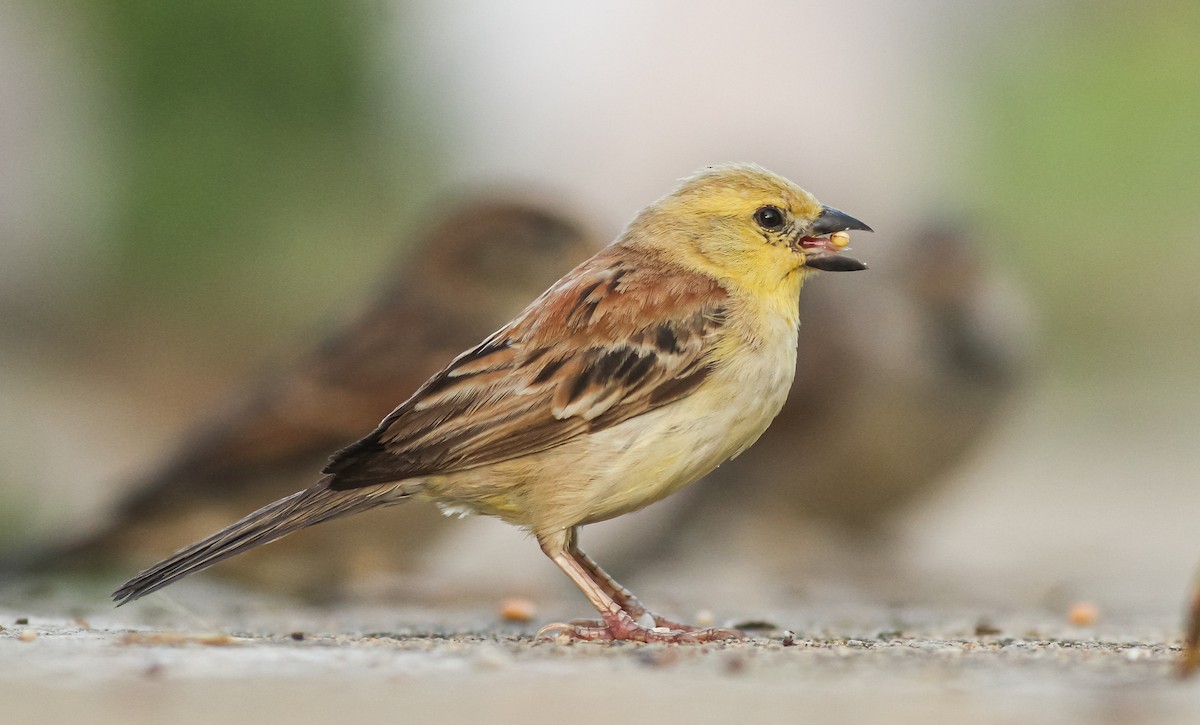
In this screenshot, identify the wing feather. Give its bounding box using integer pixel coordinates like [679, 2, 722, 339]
[324, 246, 728, 489]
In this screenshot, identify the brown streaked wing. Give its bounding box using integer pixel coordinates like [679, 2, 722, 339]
[323, 247, 728, 490]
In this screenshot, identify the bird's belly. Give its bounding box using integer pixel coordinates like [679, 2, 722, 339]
[424, 326, 798, 534]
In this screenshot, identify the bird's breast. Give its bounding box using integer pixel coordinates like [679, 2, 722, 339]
[539, 318, 799, 528]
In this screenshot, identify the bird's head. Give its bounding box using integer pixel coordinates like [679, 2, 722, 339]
[629, 163, 872, 292]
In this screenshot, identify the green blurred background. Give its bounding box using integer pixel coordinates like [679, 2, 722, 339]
[1, 0, 1197, 610]
[4, 0, 438, 352]
[969, 2, 1200, 379]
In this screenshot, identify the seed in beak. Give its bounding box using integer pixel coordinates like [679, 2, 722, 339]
[830, 231, 850, 249]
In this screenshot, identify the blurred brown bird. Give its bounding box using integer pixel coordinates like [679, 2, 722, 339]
[14, 199, 597, 596]
[708, 221, 1026, 523]
[619, 219, 1028, 583]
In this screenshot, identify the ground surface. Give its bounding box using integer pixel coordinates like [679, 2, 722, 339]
[2, 582, 1198, 725]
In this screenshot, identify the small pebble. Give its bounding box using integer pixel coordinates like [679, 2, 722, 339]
[694, 609, 716, 627]
[18, 630, 37, 642]
[498, 597, 537, 623]
[15, 618, 28, 625]
[731, 620, 777, 631]
[781, 630, 797, 647]
[1068, 602, 1098, 627]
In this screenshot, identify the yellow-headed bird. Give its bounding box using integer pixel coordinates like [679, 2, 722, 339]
[113, 164, 872, 643]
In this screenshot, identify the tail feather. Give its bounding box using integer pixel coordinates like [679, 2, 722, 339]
[112, 476, 414, 605]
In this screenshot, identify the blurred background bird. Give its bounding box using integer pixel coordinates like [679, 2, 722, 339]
[5, 200, 599, 597]
[690, 221, 1027, 526]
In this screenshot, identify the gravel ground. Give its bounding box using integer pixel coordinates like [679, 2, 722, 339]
[2, 581, 1197, 725]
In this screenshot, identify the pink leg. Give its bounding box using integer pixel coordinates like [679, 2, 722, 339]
[536, 528, 741, 644]
[569, 540, 708, 632]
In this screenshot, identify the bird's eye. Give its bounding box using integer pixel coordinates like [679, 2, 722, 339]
[753, 206, 786, 231]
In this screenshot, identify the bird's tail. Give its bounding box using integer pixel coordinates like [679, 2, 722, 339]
[112, 476, 415, 605]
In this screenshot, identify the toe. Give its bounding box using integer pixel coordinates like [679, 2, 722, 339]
[535, 621, 613, 642]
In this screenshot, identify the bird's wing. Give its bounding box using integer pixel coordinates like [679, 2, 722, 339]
[323, 247, 729, 489]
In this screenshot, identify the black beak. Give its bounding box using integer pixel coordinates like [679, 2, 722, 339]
[805, 254, 867, 272]
[809, 205, 873, 236]
[803, 205, 872, 272]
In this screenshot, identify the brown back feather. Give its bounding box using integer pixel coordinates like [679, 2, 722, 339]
[324, 246, 728, 489]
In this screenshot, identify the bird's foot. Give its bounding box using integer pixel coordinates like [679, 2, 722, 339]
[536, 612, 742, 644]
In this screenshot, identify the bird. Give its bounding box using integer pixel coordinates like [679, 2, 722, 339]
[7, 200, 596, 594]
[111, 163, 873, 643]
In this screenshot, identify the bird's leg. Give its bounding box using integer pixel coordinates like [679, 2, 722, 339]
[536, 528, 741, 643]
[568, 540, 704, 632]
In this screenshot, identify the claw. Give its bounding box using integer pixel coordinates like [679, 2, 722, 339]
[650, 613, 705, 632]
[537, 619, 604, 638]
